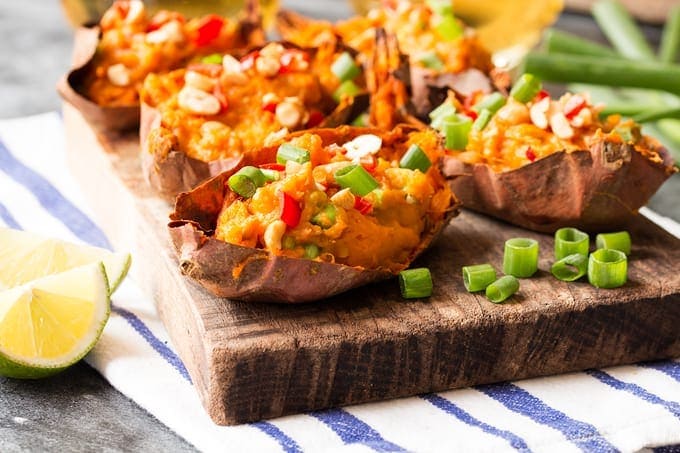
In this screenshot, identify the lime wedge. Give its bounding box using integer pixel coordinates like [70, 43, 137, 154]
[0, 262, 110, 378]
[0, 227, 131, 295]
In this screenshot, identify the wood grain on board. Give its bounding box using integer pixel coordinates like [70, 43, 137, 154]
[63, 104, 680, 425]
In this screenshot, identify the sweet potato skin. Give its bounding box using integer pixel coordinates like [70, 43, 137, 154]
[169, 126, 458, 303]
[443, 140, 677, 233]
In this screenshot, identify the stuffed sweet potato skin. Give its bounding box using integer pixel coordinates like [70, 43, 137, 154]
[444, 139, 677, 233]
[169, 125, 458, 303]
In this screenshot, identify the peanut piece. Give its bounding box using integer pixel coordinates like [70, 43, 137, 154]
[177, 86, 221, 115]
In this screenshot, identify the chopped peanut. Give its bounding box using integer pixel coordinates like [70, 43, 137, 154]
[106, 63, 131, 87]
[263, 220, 287, 251]
[184, 71, 216, 92]
[177, 86, 221, 115]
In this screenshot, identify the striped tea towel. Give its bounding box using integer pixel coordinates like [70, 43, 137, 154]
[1, 112, 679, 453]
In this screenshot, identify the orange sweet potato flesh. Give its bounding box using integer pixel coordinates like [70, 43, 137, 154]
[443, 139, 677, 233]
[169, 125, 459, 303]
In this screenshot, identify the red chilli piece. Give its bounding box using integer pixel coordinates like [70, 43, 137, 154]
[306, 110, 325, 128]
[463, 109, 478, 121]
[262, 102, 277, 114]
[525, 147, 536, 162]
[279, 50, 310, 74]
[280, 192, 302, 228]
[464, 91, 484, 111]
[354, 196, 373, 215]
[195, 15, 224, 47]
[564, 94, 586, 120]
[534, 89, 550, 102]
[146, 11, 185, 32]
[359, 155, 377, 173]
[240, 51, 259, 71]
[259, 163, 285, 171]
[212, 84, 229, 112]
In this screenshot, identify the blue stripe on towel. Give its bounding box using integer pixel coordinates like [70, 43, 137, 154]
[586, 370, 680, 419]
[0, 200, 21, 229]
[639, 361, 680, 383]
[421, 394, 530, 451]
[0, 135, 304, 453]
[0, 139, 111, 250]
[311, 409, 407, 452]
[477, 383, 618, 451]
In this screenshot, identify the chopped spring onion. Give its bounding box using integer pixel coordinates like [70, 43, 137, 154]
[554, 227, 589, 260]
[399, 268, 433, 299]
[311, 205, 337, 229]
[419, 51, 445, 70]
[427, 0, 454, 17]
[503, 237, 539, 278]
[429, 102, 456, 121]
[435, 15, 463, 42]
[588, 248, 627, 288]
[510, 73, 542, 103]
[443, 116, 472, 150]
[473, 92, 506, 114]
[551, 253, 588, 281]
[261, 168, 281, 182]
[595, 231, 631, 255]
[304, 243, 320, 259]
[352, 112, 369, 127]
[485, 275, 520, 303]
[201, 53, 223, 64]
[400, 144, 432, 173]
[472, 109, 493, 131]
[333, 80, 361, 102]
[334, 164, 379, 197]
[227, 166, 266, 198]
[331, 52, 361, 82]
[462, 264, 497, 292]
[276, 143, 310, 165]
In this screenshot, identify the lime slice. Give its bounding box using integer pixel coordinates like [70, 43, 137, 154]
[0, 227, 131, 295]
[0, 262, 110, 379]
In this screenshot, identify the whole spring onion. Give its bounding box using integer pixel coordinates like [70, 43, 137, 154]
[588, 248, 628, 288]
[334, 164, 379, 197]
[592, 0, 655, 60]
[510, 73, 542, 103]
[462, 264, 497, 292]
[485, 275, 520, 303]
[633, 107, 680, 123]
[400, 144, 432, 173]
[399, 268, 433, 299]
[227, 166, 266, 198]
[543, 28, 618, 58]
[595, 231, 631, 255]
[473, 92, 506, 114]
[660, 5, 680, 63]
[333, 80, 361, 102]
[443, 116, 472, 150]
[554, 227, 589, 260]
[277, 143, 310, 165]
[419, 51, 445, 70]
[503, 237, 539, 278]
[551, 253, 589, 282]
[331, 52, 361, 82]
[472, 109, 493, 131]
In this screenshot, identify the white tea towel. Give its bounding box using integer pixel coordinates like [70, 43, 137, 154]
[1, 112, 679, 453]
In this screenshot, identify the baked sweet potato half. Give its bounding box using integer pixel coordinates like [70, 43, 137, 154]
[141, 41, 369, 199]
[169, 125, 458, 302]
[57, 0, 265, 133]
[437, 87, 678, 232]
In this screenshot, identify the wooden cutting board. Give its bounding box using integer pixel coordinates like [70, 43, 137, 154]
[63, 104, 680, 426]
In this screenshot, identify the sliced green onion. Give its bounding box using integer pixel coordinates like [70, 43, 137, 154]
[485, 275, 520, 303]
[282, 235, 296, 249]
[595, 231, 631, 256]
[276, 143, 310, 165]
[429, 102, 456, 121]
[351, 112, 369, 126]
[419, 51, 445, 70]
[503, 237, 539, 278]
[334, 164, 379, 197]
[473, 92, 506, 113]
[510, 73, 542, 103]
[201, 53, 223, 64]
[311, 205, 336, 229]
[588, 248, 627, 289]
[435, 15, 463, 42]
[400, 144, 432, 173]
[431, 111, 459, 132]
[443, 116, 472, 150]
[551, 253, 588, 282]
[427, 0, 454, 17]
[399, 268, 433, 299]
[462, 264, 497, 292]
[227, 166, 266, 198]
[331, 52, 361, 82]
[304, 244, 320, 259]
[472, 109, 493, 131]
[333, 80, 361, 102]
[554, 227, 589, 260]
[261, 168, 281, 182]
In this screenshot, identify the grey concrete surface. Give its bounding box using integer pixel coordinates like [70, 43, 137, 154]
[0, 2, 677, 452]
